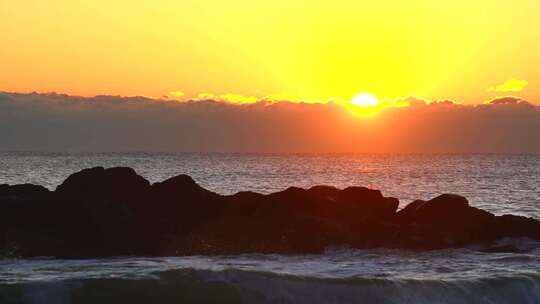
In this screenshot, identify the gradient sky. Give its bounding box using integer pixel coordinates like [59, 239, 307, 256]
[1, 0, 538, 103]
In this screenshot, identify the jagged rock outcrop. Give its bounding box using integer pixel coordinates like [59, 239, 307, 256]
[1, 167, 539, 258]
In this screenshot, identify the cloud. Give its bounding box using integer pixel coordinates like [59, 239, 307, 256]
[385, 96, 428, 107]
[194, 93, 260, 104]
[382, 96, 461, 108]
[168, 91, 185, 98]
[218, 93, 259, 104]
[0, 91, 539, 153]
[486, 96, 530, 105]
[488, 79, 528, 92]
[195, 93, 216, 100]
[193, 93, 331, 104]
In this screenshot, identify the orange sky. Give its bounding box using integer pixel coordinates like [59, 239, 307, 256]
[1, 0, 538, 104]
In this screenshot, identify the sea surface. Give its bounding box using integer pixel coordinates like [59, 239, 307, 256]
[1, 152, 540, 303]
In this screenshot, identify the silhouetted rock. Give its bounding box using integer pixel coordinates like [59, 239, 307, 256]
[56, 166, 150, 200]
[0, 167, 539, 258]
[143, 174, 224, 255]
[395, 194, 495, 248]
[0, 184, 50, 200]
[491, 215, 540, 240]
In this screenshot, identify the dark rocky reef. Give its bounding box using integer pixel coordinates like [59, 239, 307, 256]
[1, 167, 539, 258]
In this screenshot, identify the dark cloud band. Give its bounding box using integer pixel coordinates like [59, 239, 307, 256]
[0, 92, 538, 153]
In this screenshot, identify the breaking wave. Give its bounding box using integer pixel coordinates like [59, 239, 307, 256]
[1, 267, 539, 304]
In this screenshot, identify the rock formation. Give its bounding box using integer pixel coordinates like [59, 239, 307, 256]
[1, 167, 539, 258]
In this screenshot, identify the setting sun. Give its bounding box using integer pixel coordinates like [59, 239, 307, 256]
[345, 93, 382, 118]
[351, 93, 379, 107]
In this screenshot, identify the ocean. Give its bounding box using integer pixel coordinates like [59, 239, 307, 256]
[1, 152, 539, 303]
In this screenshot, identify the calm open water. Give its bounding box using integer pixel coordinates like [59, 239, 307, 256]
[1, 152, 539, 217]
[1, 152, 539, 303]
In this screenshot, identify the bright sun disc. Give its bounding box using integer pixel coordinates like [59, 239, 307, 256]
[351, 93, 379, 107]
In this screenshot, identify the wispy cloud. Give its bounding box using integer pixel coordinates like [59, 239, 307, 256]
[489, 79, 528, 92]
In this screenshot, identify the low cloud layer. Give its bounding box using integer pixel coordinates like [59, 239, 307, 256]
[1, 92, 539, 153]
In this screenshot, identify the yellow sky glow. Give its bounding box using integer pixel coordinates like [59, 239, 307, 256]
[1, 0, 538, 104]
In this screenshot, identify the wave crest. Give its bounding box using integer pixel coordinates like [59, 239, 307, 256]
[2, 268, 540, 304]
